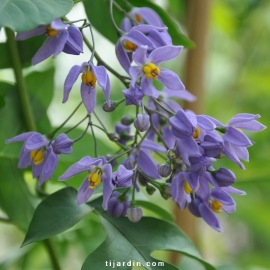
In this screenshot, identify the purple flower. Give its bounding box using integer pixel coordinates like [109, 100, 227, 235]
[115, 123, 134, 145]
[112, 165, 133, 188]
[122, 84, 144, 106]
[122, 140, 166, 179]
[59, 156, 113, 208]
[116, 25, 169, 73]
[129, 45, 184, 98]
[63, 62, 111, 114]
[52, 133, 73, 154]
[107, 191, 130, 218]
[5, 132, 64, 185]
[16, 18, 83, 65]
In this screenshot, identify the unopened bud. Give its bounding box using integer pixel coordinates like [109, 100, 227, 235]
[134, 114, 150, 132]
[146, 185, 156, 195]
[107, 132, 119, 142]
[102, 101, 116, 112]
[138, 172, 148, 186]
[160, 184, 171, 200]
[127, 207, 142, 223]
[215, 167, 236, 187]
[121, 115, 134, 126]
[158, 164, 172, 177]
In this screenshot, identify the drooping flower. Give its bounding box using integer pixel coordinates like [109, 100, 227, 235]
[112, 165, 133, 188]
[5, 132, 72, 185]
[122, 84, 144, 106]
[16, 18, 83, 65]
[63, 62, 111, 114]
[59, 156, 113, 208]
[129, 45, 185, 98]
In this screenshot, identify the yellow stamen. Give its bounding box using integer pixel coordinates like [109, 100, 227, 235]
[183, 181, 193, 194]
[193, 127, 201, 139]
[88, 171, 101, 190]
[30, 150, 44, 165]
[122, 40, 138, 51]
[211, 200, 223, 214]
[143, 63, 160, 79]
[81, 71, 97, 88]
[135, 13, 142, 23]
[46, 25, 58, 37]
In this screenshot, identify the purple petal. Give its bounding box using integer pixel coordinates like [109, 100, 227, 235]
[171, 173, 186, 209]
[130, 25, 167, 34]
[223, 126, 252, 147]
[141, 140, 166, 152]
[163, 87, 196, 102]
[197, 115, 216, 131]
[148, 29, 170, 47]
[211, 188, 235, 205]
[141, 78, 160, 98]
[50, 18, 67, 30]
[177, 137, 200, 156]
[121, 17, 132, 32]
[199, 203, 222, 232]
[223, 141, 245, 169]
[185, 172, 199, 191]
[18, 146, 31, 168]
[16, 25, 46, 40]
[80, 83, 96, 114]
[32, 30, 69, 65]
[123, 30, 155, 50]
[138, 149, 160, 179]
[63, 26, 83, 55]
[39, 149, 58, 185]
[132, 45, 148, 65]
[163, 126, 176, 149]
[129, 66, 142, 87]
[135, 7, 164, 27]
[115, 40, 131, 74]
[158, 69, 185, 90]
[222, 186, 246, 195]
[102, 164, 113, 210]
[59, 156, 97, 180]
[233, 146, 249, 161]
[77, 177, 95, 205]
[25, 133, 47, 150]
[148, 46, 182, 65]
[63, 64, 84, 103]
[6, 132, 36, 144]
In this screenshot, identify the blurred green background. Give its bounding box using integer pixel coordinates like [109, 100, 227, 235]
[0, 0, 270, 269]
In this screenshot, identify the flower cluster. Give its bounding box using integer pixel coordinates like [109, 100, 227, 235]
[7, 5, 266, 232]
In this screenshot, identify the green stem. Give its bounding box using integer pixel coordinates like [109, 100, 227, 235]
[43, 239, 61, 270]
[5, 28, 37, 131]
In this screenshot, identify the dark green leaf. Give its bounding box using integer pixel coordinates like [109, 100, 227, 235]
[0, 37, 44, 69]
[26, 67, 55, 134]
[0, 157, 37, 231]
[137, 200, 174, 222]
[0, 0, 73, 32]
[83, 197, 216, 270]
[22, 187, 93, 246]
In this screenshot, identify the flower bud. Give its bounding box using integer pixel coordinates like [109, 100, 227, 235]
[215, 168, 236, 187]
[160, 184, 171, 200]
[146, 185, 156, 195]
[138, 172, 148, 186]
[127, 207, 143, 223]
[102, 101, 116, 112]
[107, 192, 130, 218]
[121, 115, 134, 126]
[52, 133, 73, 154]
[158, 164, 172, 177]
[107, 132, 119, 142]
[134, 114, 150, 132]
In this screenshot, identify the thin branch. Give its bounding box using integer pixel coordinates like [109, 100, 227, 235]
[65, 115, 89, 135]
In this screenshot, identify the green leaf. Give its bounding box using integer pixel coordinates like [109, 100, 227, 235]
[22, 187, 93, 246]
[26, 67, 55, 134]
[0, 81, 10, 109]
[0, 0, 74, 32]
[0, 157, 37, 231]
[137, 200, 174, 222]
[83, 197, 216, 270]
[0, 37, 44, 69]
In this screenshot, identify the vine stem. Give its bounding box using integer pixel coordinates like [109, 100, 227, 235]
[5, 28, 37, 131]
[43, 239, 61, 270]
